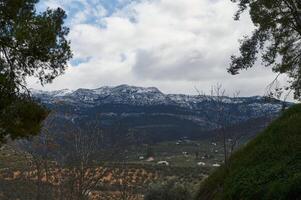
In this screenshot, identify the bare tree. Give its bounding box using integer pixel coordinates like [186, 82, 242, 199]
[227, 91, 243, 156]
[11, 113, 108, 200]
[195, 83, 243, 168]
[12, 113, 59, 200]
[60, 122, 107, 200]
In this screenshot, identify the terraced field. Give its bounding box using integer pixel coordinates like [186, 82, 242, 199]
[0, 139, 234, 199]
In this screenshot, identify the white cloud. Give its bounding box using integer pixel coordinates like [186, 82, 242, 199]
[30, 0, 279, 97]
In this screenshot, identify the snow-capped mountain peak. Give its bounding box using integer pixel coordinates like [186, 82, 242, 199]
[30, 88, 74, 97]
[31, 85, 288, 116]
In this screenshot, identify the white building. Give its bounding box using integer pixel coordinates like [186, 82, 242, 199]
[157, 161, 169, 166]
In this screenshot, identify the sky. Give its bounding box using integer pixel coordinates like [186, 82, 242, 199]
[28, 0, 283, 96]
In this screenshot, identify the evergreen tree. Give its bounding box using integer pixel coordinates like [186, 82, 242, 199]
[0, 0, 72, 144]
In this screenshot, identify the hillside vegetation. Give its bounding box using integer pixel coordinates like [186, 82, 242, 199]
[196, 104, 301, 200]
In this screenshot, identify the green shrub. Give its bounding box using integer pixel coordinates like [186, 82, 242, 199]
[144, 180, 193, 200]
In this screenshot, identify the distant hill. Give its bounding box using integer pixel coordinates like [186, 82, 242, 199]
[32, 85, 289, 144]
[196, 104, 301, 200]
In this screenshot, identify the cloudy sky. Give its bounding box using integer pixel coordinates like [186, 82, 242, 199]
[28, 0, 280, 96]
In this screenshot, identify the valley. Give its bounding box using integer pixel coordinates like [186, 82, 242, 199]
[0, 85, 291, 199]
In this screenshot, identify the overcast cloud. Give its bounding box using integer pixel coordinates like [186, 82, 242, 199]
[28, 0, 280, 96]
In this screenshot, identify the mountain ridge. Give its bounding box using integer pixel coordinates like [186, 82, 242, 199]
[31, 84, 284, 111]
[30, 84, 291, 144]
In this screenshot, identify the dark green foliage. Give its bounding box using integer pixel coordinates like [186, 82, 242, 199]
[0, 95, 48, 143]
[144, 180, 193, 200]
[229, 0, 301, 99]
[0, 0, 72, 85]
[196, 104, 301, 200]
[0, 0, 72, 144]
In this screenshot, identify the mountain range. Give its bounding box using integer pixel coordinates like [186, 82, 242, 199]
[31, 85, 289, 144]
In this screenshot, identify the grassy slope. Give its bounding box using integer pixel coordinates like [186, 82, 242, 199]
[196, 104, 301, 200]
